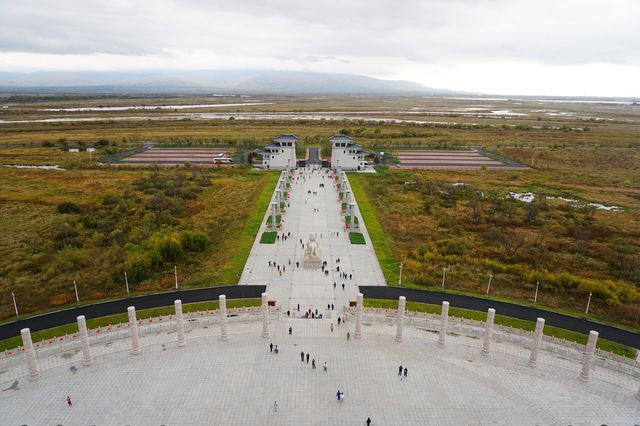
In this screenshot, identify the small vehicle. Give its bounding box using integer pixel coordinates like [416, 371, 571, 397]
[212, 153, 233, 164]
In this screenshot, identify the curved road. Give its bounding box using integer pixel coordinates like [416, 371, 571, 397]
[0, 285, 265, 341]
[360, 286, 640, 350]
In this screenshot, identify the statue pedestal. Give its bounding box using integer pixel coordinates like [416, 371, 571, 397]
[303, 258, 322, 269]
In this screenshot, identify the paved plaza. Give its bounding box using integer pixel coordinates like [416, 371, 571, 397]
[1, 166, 639, 424]
[240, 166, 386, 316]
[1, 314, 639, 425]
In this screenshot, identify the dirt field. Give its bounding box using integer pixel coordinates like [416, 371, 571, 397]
[117, 148, 230, 166]
[394, 149, 528, 170]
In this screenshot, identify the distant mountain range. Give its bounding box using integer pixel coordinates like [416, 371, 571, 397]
[0, 70, 454, 95]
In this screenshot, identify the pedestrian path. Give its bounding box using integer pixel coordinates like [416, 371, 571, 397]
[240, 166, 386, 327]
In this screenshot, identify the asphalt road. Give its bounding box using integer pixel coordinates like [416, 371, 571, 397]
[0, 285, 265, 340]
[359, 286, 640, 349]
[307, 146, 321, 165]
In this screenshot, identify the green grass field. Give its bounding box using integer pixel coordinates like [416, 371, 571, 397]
[349, 232, 366, 244]
[260, 231, 277, 244]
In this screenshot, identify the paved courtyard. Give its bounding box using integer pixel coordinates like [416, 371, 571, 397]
[1, 314, 638, 425]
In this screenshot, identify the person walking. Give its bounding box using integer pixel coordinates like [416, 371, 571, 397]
[347, 332, 351, 340]
[366, 417, 372, 425]
[398, 365, 403, 376]
[306, 353, 310, 363]
[338, 317, 341, 325]
[270, 342, 273, 352]
[301, 351, 305, 362]
[289, 326, 292, 335]
[297, 303, 300, 312]
[404, 367, 408, 378]
[333, 282, 337, 289]
[273, 401, 278, 412]
[66, 396, 72, 407]
[342, 283, 345, 291]
[312, 359, 316, 369]
[323, 361, 327, 372]
[274, 345, 279, 354]
[331, 323, 334, 332]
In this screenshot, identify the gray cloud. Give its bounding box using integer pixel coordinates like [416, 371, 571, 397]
[0, 0, 638, 66]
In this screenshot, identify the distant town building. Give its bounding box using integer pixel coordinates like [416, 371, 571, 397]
[255, 134, 298, 169]
[330, 134, 367, 170]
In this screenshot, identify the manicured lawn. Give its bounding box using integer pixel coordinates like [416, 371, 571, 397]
[364, 299, 637, 358]
[345, 215, 359, 225]
[0, 298, 261, 352]
[348, 173, 399, 284]
[265, 214, 282, 226]
[260, 231, 277, 244]
[349, 232, 366, 244]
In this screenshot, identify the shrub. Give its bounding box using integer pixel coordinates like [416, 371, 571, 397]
[157, 235, 183, 262]
[56, 201, 81, 214]
[260, 231, 277, 244]
[182, 231, 209, 252]
[349, 232, 366, 244]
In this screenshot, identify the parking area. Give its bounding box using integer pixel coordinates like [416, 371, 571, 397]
[117, 148, 231, 166]
[394, 149, 525, 169]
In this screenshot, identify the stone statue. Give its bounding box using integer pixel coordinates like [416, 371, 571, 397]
[303, 233, 321, 268]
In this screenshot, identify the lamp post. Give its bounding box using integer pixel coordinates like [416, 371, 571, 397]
[534, 281, 539, 304]
[441, 267, 447, 290]
[125, 272, 130, 297]
[398, 263, 403, 287]
[486, 273, 493, 295]
[585, 292, 592, 315]
[73, 280, 79, 306]
[12, 292, 19, 318]
[174, 265, 179, 290]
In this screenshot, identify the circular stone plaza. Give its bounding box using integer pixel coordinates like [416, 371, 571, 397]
[1, 166, 639, 425]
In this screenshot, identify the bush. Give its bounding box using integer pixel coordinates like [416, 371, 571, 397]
[56, 201, 81, 214]
[157, 236, 183, 262]
[182, 231, 208, 252]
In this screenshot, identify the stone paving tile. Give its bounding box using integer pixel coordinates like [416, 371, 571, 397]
[1, 317, 639, 425]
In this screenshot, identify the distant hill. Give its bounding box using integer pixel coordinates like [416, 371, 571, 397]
[0, 70, 453, 95]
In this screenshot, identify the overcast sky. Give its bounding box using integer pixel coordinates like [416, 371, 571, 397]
[0, 0, 639, 96]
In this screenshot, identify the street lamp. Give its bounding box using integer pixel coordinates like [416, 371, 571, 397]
[534, 281, 540, 304]
[486, 273, 493, 295]
[398, 263, 403, 287]
[125, 271, 130, 297]
[73, 280, 80, 306]
[441, 267, 447, 290]
[174, 265, 179, 290]
[11, 292, 19, 319]
[585, 292, 592, 315]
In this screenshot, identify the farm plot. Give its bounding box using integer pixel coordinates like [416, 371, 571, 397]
[394, 149, 525, 170]
[118, 148, 231, 166]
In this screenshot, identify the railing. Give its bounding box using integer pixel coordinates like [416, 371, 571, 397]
[353, 307, 640, 377]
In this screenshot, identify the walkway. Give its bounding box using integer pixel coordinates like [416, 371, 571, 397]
[240, 166, 386, 323]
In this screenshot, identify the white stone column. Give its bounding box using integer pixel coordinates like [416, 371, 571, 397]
[345, 190, 351, 205]
[271, 202, 278, 229]
[437, 301, 449, 348]
[219, 294, 229, 341]
[579, 330, 598, 382]
[20, 328, 40, 380]
[276, 189, 282, 206]
[175, 299, 186, 347]
[128, 306, 141, 355]
[354, 293, 363, 339]
[528, 317, 545, 367]
[481, 308, 496, 357]
[261, 292, 269, 338]
[395, 296, 406, 342]
[77, 315, 94, 365]
[350, 203, 356, 228]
